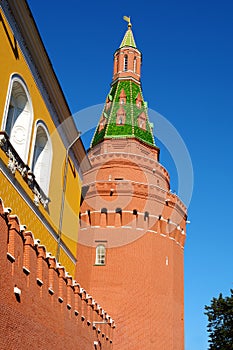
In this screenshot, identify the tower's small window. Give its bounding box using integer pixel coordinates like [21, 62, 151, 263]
[95, 245, 106, 265]
[119, 89, 127, 105]
[105, 97, 112, 111]
[98, 114, 107, 131]
[137, 112, 146, 130]
[87, 209, 91, 225]
[136, 93, 142, 109]
[133, 57, 137, 73]
[124, 55, 128, 71]
[116, 107, 126, 125]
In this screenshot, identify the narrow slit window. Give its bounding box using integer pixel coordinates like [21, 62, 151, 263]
[133, 57, 137, 73]
[124, 55, 128, 71]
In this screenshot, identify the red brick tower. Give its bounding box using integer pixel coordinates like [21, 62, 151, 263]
[76, 19, 187, 350]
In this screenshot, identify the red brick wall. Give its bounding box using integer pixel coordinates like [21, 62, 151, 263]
[76, 138, 186, 350]
[0, 199, 114, 350]
[77, 234, 184, 350]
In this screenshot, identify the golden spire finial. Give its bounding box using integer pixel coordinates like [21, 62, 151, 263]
[123, 16, 132, 28]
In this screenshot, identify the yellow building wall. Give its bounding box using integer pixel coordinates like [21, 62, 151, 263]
[0, 9, 81, 276]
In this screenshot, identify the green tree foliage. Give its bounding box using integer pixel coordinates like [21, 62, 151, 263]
[205, 289, 233, 349]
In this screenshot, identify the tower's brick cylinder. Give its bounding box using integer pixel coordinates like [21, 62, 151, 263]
[76, 138, 187, 350]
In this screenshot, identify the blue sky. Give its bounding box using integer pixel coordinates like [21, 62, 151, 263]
[28, 1, 233, 348]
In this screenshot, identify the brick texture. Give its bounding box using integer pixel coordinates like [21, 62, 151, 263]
[76, 138, 187, 350]
[0, 199, 115, 350]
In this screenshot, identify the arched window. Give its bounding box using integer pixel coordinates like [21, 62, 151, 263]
[116, 107, 126, 125]
[144, 211, 149, 221]
[98, 114, 107, 132]
[123, 55, 128, 71]
[119, 89, 126, 105]
[135, 93, 142, 109]
[116, 57, 119, 73]
[95, 245, 106, 265]
[137, 112, 146, 130]
[31, 121, 52, 196]
[3, 74, 33, 163]
[133, 57, 137, 73]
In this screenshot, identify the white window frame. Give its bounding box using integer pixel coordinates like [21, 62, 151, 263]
[133, 57, 137, 73]
[95, 245, 106, 265]
[2, 73, 33, 164]
[30, 120, 52, 196]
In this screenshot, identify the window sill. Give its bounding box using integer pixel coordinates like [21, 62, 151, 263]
[0, 131, 50, 209]
[94, 264, 106, 266]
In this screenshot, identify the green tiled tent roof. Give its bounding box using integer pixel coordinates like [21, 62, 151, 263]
[90, 80, 156, 148]
[120, 26, 136, 48]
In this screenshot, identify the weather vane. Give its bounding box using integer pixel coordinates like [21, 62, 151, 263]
[123, 15, 132, 28]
